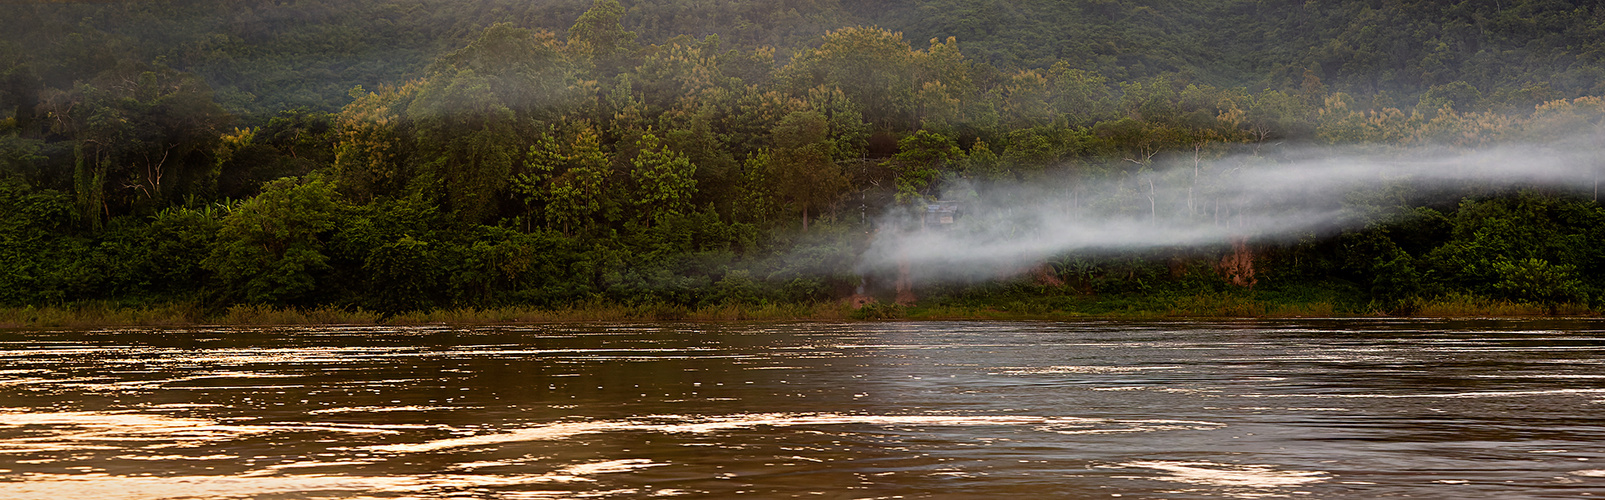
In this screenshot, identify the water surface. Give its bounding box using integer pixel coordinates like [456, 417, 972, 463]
[2, 320, 1604, 498]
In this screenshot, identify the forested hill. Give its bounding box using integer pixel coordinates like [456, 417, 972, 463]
[2, 0, 1604, 319]
[4, 1, 1602, 121]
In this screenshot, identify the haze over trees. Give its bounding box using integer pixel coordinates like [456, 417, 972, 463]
[2, 0, 1603, 316]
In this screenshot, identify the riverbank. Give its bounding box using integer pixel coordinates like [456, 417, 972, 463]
[0, 301, 848, 329]
[1, 292, 1594, 329]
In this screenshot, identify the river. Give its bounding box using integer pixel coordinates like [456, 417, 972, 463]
[2, 320, 1604, 498]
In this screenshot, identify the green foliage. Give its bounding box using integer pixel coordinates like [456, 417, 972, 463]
[0, 134, 45, 182]
[408, 67, 519, 223]
[889, 130, 960, 203]
[1244, 89, 1310, 142]
[1420, 81, 1483, 113]
[362, 235, 441, 314]
[0, 176, 84, 305]
[767, 110, 848, 230]
[782, 27, 920, 127]
[1368, 244, 1426, 311]
[569, 0, 640, 79]
[331, 84, 414, 203]
[435, 23, 575, 118]
[203, 176, 343, 305]
[732, 150, 777, 226]
[628, 132, 698, 226]
[40, 65, 232, 225]
[1491, 258, 1586, 307]
[94, 207, 223, 301]
[850, 301, 905, 320]
[3, 2, 1605, 317]
[710, 269, 763, 305]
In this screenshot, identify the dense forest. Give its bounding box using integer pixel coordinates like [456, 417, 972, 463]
[2, 0, 1604, 319]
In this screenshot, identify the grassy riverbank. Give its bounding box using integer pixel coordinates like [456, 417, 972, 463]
[2, 292, 1593, 329]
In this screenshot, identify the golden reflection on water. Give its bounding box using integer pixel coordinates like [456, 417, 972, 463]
[2, 321, 1605, 498]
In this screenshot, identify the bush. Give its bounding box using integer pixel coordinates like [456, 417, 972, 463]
[1491, 258, 1586, 306]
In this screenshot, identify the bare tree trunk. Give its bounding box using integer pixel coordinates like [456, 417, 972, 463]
[148, 148, 170, 199]
[1147, 176, 1156, 224]
[1190, 142, 1202, 216]
[802, 205, 809, 231]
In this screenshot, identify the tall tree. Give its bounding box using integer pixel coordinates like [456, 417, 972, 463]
[768, 110, 847, 230]
[39, 65, 230, 227]
[548, 127, 614, 234]
[629, 131, 697, 227]
[203, 176, 342, 306]
[568, 0, 639, 80]
[409, 24, 575, 223]
[331, 84, 415, 204]
[887, 129, 961, 203]
[781, 27, 918, 128]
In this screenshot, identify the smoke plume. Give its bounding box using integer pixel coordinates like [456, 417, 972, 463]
[857, 139, 1605, 281]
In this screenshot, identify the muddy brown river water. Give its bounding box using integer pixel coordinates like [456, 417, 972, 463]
[2, 320, 1604, 498]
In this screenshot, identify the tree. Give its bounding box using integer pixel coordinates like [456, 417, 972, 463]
[1244, 89, 1309, 145]
[629, 132, 697, 227]
[1418, 81, 1482, 114]
[913, 36, 982, 135]
[768, 110, 847, 230]
[433, 23, 575, 120]
[568, 0, 639, 80]
[732, 150, 777, 226]
[331, 84, 415, 204]
[0, 175, 79, 305]
[781, 27, 918, 128]
[516, 127, 614, 235]
[887, 130, 961, 203]
[1492, 258, 1586, 308]
[408, 69, 519, 223]
[659, 104, 739, 211]
[1118, 77, 1179, 124]
[0, 40, 40, 134]
[999, 69, 1054, 129]
[632, 34, 724, 115]
[408, 24, 575, 223]
[203, 176, 342, 305]
[39, 65, 230, 227]
[363, 234, 441, 314]
[805, 85, 870, 163]
[957, 138, 1002, 181]
[1048, 64, 1115, 126]
[509, 133, 565, 231]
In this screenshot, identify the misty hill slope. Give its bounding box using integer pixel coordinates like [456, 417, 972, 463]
[0, 0, 858, 118]
[863, 0, 1605, 96]
[3, 0, 1601, 121]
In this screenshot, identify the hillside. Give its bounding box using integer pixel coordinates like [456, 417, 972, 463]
[0, 0, 1602, 320]
[5, 1, 1601, 121]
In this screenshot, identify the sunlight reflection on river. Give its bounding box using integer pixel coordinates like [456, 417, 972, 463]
[2, 320, 1604, 499]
